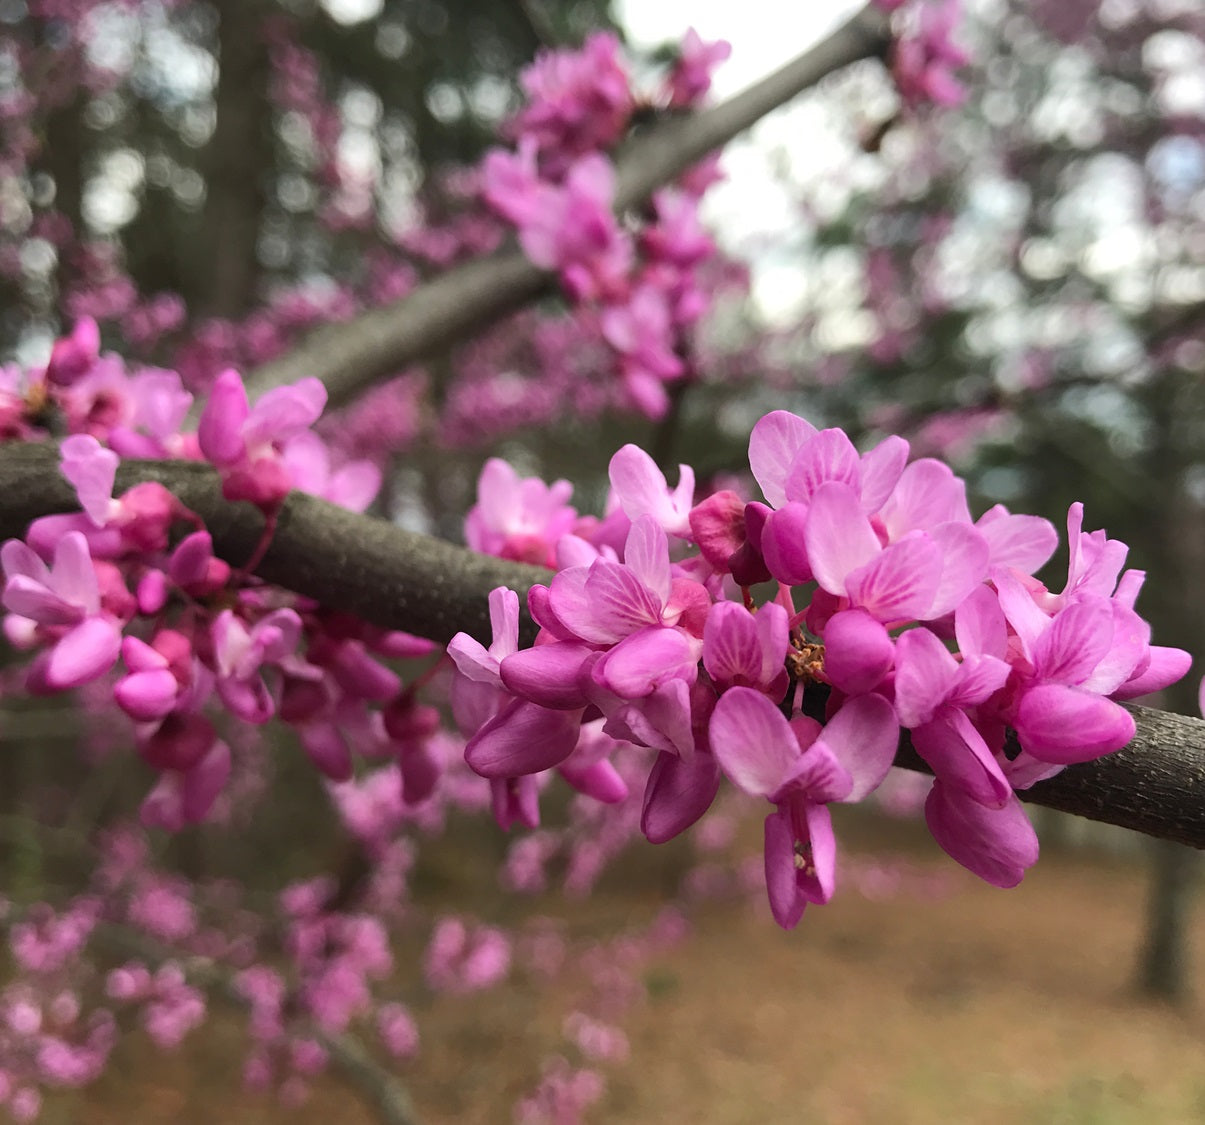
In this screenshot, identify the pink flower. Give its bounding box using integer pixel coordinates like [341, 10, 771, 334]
[197, 369, 327, 507]
[464, 459, 577, 567]
[710, 689, 898, 928]
[1, 533, 122, 690]
[666, 29, 732, 107]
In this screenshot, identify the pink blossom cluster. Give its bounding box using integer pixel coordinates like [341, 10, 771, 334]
[0, 822, 437, 1115]
[875, 0, 971, 108]
[450, 411, 1190, 928]
[0, 900, 113, 1120]
[0, 320, 446, 831]
[481, 31, 731, 418]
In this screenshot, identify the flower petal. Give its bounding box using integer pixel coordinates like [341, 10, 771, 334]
[710, 686, 799, 798]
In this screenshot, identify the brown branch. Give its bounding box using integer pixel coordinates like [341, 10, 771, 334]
[243, 6, 892, 407]
[0, 444, 548, 647]
[1, 442, 1202, 848]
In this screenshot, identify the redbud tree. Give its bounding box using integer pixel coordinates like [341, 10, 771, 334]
[0, 2, 1203, 1122]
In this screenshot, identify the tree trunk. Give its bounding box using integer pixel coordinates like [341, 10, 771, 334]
[196, 0, 272, 318]
[1137, 838, 1199, 1003]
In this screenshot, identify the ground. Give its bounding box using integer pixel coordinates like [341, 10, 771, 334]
[55, 815, 1205, 1125]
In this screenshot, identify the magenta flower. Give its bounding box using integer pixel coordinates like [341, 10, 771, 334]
[450, 588, 583, 783]
[801, 481, 988, 624]
[925, 781, 1039, 888]
[666, 29, 732, 107]
[45, 317, 100, 388]
[710, 689, 898, 928]
[140, 740, 232, 831]
[607, 444, 695, 539]
[1, 532, 122, 690]
[211, 607, 303, 724]
[464, 458, 577, 568]
[197, 369, 327, 506]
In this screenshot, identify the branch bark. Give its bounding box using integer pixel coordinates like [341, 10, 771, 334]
[1, 443, 1202, 849]
[244, 6, 891, 406]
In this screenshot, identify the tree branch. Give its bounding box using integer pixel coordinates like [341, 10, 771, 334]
[0, 444, 548, 647]
[1, 442, 1201, 849]
[243, 6, 892, 406]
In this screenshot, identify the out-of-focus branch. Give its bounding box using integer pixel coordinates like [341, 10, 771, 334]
[2, 442, 1200, 848]
[244, 6, 891, 406]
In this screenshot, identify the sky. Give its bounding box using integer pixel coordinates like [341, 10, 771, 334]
[617, 0, 868, 322]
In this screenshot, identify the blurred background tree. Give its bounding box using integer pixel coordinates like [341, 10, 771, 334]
[0, 0, 614, 346]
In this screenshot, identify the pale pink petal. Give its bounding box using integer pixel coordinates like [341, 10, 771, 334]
[948, 654, 1010, 709]
[46, 617, 121, 688]
[879, 458, 971, 539]
[845, 536, 942, 623]
[605, 678, 695, 759]
[621, 515, 672, 607]
[475, 459, 521, 532]
[3, 576, 82, 625]
[703, 601, 781, 689]
[577, 560, 662, 639]
[893, 627, 958, 728]
[975, 507, 1058, 574]
[327, 462, 381, 512]
[1032, 596, 1113, 685]
[447, 632, 500, 685]
[992, 568, 1050, 661]
[608, 445, 693, 537]
[51, 532, 99, 616]
[749, 411, 817, 508]
[954, 585, 1007, 659]
[858, 435, 909, 512]
[784, 428, 860, 503]
[781, 743, 853, 804]
[1076, 603, 1146, 695]
[488, 586, 520, 661]
[925, 522, 989, 618]
[814, 692, 899, 802]
[60, 435, 118, 527]
[1, 540, 51, 585]
[592, 625, 696, 699]
[243, 378, 327, 446]
[804, 482, 882, 596]
[710, 686, 799, 798]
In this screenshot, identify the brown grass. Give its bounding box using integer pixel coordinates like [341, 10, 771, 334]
[49, 818, 1205, 1125]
